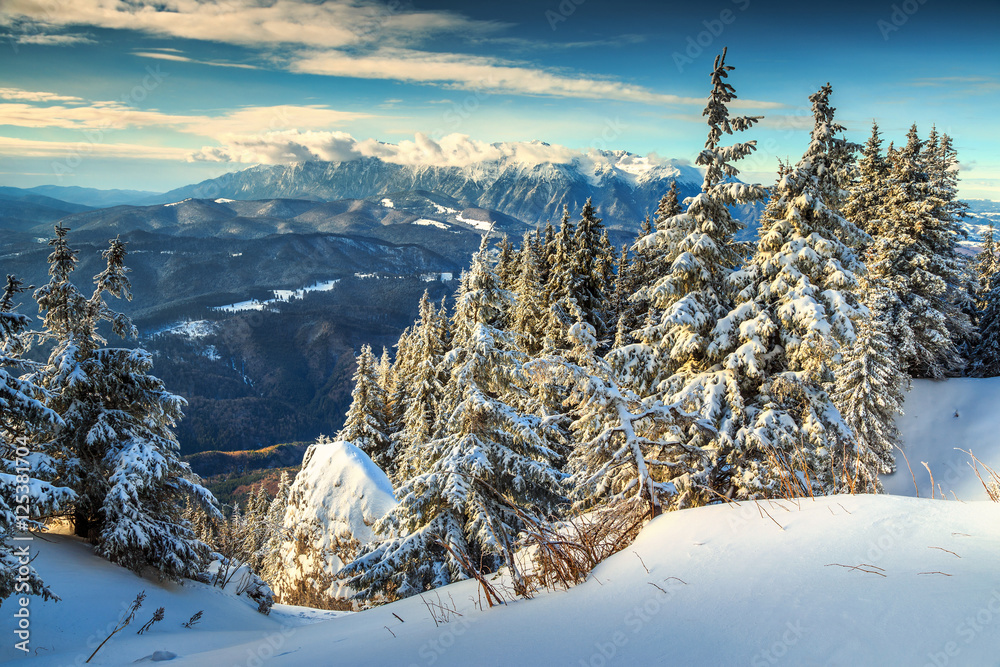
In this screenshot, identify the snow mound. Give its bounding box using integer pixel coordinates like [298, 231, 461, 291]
[273, 440, 397, 604]
[885, 377, 1000, 499]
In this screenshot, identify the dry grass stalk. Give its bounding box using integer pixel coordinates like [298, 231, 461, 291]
[958, 449, 1000, 502]
[517, 498, 647, 594]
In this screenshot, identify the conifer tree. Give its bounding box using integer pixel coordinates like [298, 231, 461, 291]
[572, 198, 609, 338]
[0, 275, 75, 601]
[970, 269, 1000, 378]
[843, 121, 890, 239]
[259, 470, 292, 588]
[710, 83, 864, 495]
[975, 225, 998, 310]
[614, 47, 766, 399]
[338, 344, 392, 474]
[868, 125, 973, 377]
[533, 319, 708, 516]
[393, 293, 450, 483]
[654, 180, 683, 230]
[832, 281, 906, 491]
[34, 228, 217, 578]
[510, 232, 548, 356]
[342, 237, 564, 600]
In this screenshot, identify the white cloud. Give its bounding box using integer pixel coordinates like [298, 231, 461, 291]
[0, 0, 784, 109]
[0, 87, 83, 103]
[0, 100, 373, 135]
[0, 135, 190, 159]
[131, 50, 260, 69]
[1, 0, 501, 49]
[289, 48, 711, 107]
[190, 129, 676, 170]
[4, 32, 95, 45]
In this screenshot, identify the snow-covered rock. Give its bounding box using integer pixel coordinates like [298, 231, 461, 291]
[272, 439, 397, 607]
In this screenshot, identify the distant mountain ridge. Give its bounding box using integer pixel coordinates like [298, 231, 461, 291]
[152, 152, 712, 232]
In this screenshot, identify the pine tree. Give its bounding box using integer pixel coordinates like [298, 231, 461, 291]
[393, 293, 450, 483]
[832, 280, 906, 491]
[710, 83, 864, 495]
[975, 225, 998, 310]
[342, 237, 564, 600]
[614, 47, 766, 399]
[572, 198, 609, 338]
[510, 232, 548, 356]
[259, 470, 292, 589]
[33, 229, 218, 579]
[0, 275, 75, 601]
[869, 124, 973, 378]
[843, 121, 890, 239]
[533, 319, 708, 516]
[654, 180, 684, 230]
[338, 344, 392, 474]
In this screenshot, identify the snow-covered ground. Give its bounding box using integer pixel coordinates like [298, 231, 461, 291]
[212, 279, 340, 313]
[412, 218, 450, 229]
[4, 379, 1000, 665]
[6, 495, 999, 665]
[884, 377, 1000, 500]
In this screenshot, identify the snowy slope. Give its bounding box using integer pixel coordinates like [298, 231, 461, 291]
[0, 535, 341, 664]
[12, 495, 998, 665]
[884, 377, 1000, 499]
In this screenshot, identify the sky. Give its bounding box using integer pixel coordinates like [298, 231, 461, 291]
[0, 0, 998, 198]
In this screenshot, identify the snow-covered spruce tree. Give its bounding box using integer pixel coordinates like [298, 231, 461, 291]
[33, 228, 218, 578]
[711, 83, 865, 495]
[843, 121, 891, 239]
[528, 317, 709, 517]
[869, 125, 973, 378]
[338, 344, 392, 474]
[393, 292, 450, 484]
[510, 231, 549, 356]
[341, 236, 564, 600]
[259, 469, 292, 589]
[613, 47, 765, 402]
[975, 225, 998, 310]
[970, 267, 1000, 378]
[831, 279, 906, 492]
[0, 275, 75, 602]
[572, 198, 610, 339]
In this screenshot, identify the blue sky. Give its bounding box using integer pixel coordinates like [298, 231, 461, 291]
[1, 0, 997, 197]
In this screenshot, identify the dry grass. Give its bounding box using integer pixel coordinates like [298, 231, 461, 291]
[959, 449, 1000, 502]
[516, 498, 648, 594]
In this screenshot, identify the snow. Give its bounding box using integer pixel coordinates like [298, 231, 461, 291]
[275, 440, 397, 601]
[7, 380, 1000, 665]
[214, 198, 235, 203]
[211, 279, 340, 312]
[380, 198, 394, 208]
[9, 494, 999, 665]
[455, 211, 491, 231]
[157, 320, 218, 339]
[412, 218, 450, 229]
[163, 199, 192, 207]
[0, 535, 341, 665]
[433, 203, 458, 215]
[884, 377, 1000, 500]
